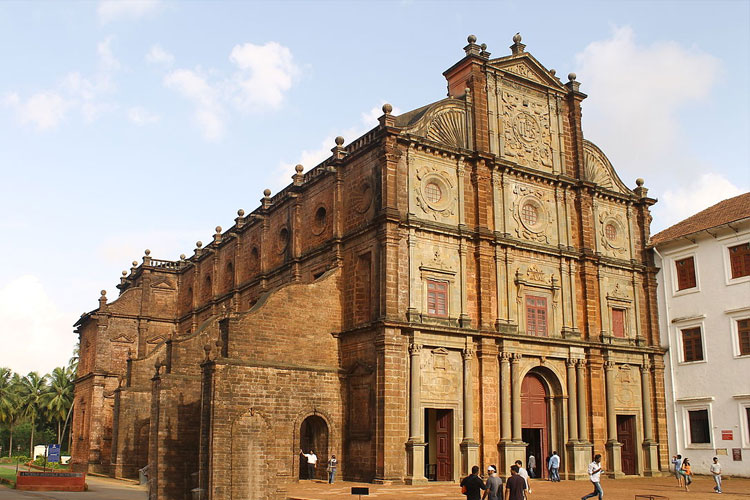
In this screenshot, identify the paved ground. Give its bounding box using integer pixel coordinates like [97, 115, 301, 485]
[0, 465, 147, 500]
[287, 475, 750, 499]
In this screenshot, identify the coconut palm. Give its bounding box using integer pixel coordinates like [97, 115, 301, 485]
[18, 372, 48, 457]
[40, 366, 74, 444]
[0, 368, 20, 456]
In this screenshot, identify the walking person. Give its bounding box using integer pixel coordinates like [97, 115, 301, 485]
[515, 460, 532, 493]
[527, 454, 536, 479]
[305, 449, 317, 480]
[326, 454, 337, 484]
[505, 465, 527, 500]
[581, 453, 603, 500]
[548, 451, 560, 482]
[671, 454, 683, 488]
[680, 457, 693, 491]
[482, 465, 503, 500]
[460, 465, 486, 500]
[710, 456, 722, 494]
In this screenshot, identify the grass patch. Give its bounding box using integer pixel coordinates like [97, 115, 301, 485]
[0, 466, 17, 486]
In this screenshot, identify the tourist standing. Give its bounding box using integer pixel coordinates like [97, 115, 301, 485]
[710, 456, 722, 494]
[680, 457, 693, 491]
[460, 465, 486, 500]
[299, 449, 308, 479]
[548, 451, 560, 482]
[527, 454, 536, 478]
[515, 460, 531, 493]
[581, 453, 603, 500]
[671, 454, 683, 487]
[482, 465, 503, 500]
[306, 450, 318, 480]
[327, 454, 337, 484]
[505, 465, 527, 500]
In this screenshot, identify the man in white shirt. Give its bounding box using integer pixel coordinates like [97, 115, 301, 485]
[514, 460, 532, 493]
[581, 454, 603, 500]
[305, 450, 318, 480]
[710, 456, 722, 494]
[548, 451, 560, 482]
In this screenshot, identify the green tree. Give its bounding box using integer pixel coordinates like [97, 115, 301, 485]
[40, 367, 74, 444]
[0, 368, 21, 456]
[18, 372, 48, 457]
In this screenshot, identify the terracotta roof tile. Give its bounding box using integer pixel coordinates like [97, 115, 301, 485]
[651, 192, 750, 245]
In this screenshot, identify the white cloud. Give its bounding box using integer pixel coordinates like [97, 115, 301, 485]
[3, 91, 71, 130]
[146, 44, 174, 66]
[98, 0, 162, 24]
[97, 36, 122, 71]
[575, 26, 721, 181]
[0, 276, 77, 376]
[229, 42, 299, 110]
[653, 173, 747, 232]
[164, 68, 224, 140]
[128, 106, 160, 125]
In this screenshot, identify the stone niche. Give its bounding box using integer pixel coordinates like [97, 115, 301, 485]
[420, 347, 461, 404]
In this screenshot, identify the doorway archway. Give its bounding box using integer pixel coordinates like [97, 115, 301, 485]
[299, 415, 329, 480]
[521, 373, 548, 479]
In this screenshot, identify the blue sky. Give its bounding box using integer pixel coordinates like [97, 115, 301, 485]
[1, 0, 748, 375]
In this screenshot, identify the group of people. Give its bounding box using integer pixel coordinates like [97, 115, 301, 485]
[299, 449, 338, 484]
[672, 454, 723, 493]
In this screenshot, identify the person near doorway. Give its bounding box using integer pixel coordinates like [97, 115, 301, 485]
[527, 454, 536, 478]
[710, 456, 722, 494]
[671, 454, 683, 487]
[548, 451, 560, 482]
[482, 465, 503, 500]
[514, 460, 531, 493]
[326, 454, 337, 484]
[299, 449, 308, 479]
[680, 457, 693, 491]
[581, 454, 603, 500]
[505, 465, 527, 500]
[305, 450, 318, 480]
[460, 465, 486, 500]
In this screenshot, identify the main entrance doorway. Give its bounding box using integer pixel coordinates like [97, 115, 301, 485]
[299, 415, 328, 480]
[424, 408, 453, 481]
[616, 415, 637, 475]
[521, 374, 549, 479]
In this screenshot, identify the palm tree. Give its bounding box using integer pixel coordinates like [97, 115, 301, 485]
[0, 368, 20, 456]
[68, 343, 79, 375]
[18, 372, 48, 458]
[40, 367, 74, 444]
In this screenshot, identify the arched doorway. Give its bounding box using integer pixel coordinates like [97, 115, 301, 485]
[521, 373, 548, 479]
[299, 415, 329, 480]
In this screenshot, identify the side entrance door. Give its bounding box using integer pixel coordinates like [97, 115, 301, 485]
[616, 415, 636, 475]
[436, 409, 452, 481]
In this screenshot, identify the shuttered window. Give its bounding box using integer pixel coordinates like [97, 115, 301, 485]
[688, 409, 710, 444]
[612, 308, 626, 338]
[682, 327, 704, 362]
[526, 296, 548, 336]
[675, 257, 697, 290]
[738, 318, 750, 356]
[427, 280, 448, 317]
[729, 243, 750, 279]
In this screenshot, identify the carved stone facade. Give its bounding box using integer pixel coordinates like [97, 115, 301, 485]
[71, 34, 667, 500]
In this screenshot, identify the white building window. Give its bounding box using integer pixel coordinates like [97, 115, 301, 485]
[722, 236, 750, 285]
[669, 249, 701, 296]
[673, 318, 707, 365]
[736, 397, 750, 448]
[727, 307, 750, 359]
[679, 402, 714, 449]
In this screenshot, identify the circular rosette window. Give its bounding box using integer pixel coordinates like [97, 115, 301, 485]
[602, 218, 625, 249]
[311, 205, 328, 236]
[518, 196, 547, 233]
[420, 174, 452, 212]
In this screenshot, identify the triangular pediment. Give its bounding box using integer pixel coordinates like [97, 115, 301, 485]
[110, 334, 134, 343]
[146, 335, 167, 345]
[347, 361, 374, 376]
[489, 53, 567, 92]
[151, 276, 175, 290]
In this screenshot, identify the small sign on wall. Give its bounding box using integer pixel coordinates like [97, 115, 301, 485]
[721, 430, 733, 440]
[715, 448, 728, 455]
[733, 448, 742, 461]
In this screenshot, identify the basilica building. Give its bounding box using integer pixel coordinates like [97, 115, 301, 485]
[71, 34, 667, 500]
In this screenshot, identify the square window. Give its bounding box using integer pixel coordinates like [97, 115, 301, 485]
[738, 318, 750, 356]
[675, 256, 697, 291]
[688, 409, 710, 444]
[427, 280, 448, 317]
[681, 327, 704, 362]
[612, 308, 626, 338]
[526, 295, 548, 336]
[729, 243, 750, 279]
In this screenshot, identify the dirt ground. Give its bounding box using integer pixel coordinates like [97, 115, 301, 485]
[286, 474, 749, 499]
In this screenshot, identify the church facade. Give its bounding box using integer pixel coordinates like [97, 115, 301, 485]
[71, 34, 668, 500]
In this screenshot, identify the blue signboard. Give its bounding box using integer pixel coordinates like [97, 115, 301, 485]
[47, 444, 61, 463]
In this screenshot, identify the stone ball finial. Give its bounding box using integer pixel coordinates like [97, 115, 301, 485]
[467, 34, 477, 44]
[179, 253, 186, 260]
[513, 33, 522, 43]
[636, 178, 645, 187]
[215, 226, 222, 234]
[144, 249, 151, 256]
[237, 208, 245, 217]
[550, 69, 556, 76]
[132, 261, 138, 267]
[154, 360, 161, 370]
[464, 87, 470, 95]
[568, 72, 577, 82]
[196, 241, 203, 248]
[101, 290, 107, 296]
[122, 270, 128, 276]
[335, 136, 344, 146]
[382, 103, 393, 115]
[480, 43, 487, 50]
[295, 164, 304, 173]
[263, 188, 271, 197]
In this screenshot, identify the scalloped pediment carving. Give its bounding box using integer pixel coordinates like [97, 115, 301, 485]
[489, 54, 567, 91]
[583, 141, 631, 194]
[402, 101, 468, 149]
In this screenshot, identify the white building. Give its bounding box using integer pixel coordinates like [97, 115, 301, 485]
[652, 192, 750, 477]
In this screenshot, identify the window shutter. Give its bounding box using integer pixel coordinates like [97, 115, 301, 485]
[738, 318, 750, 356]
[675, 257, 696, 290]
[729, 243, 750, 279]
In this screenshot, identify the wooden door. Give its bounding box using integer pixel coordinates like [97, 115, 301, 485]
[521, 374, 549, 477]
[436, 409, 452, 481]
[616, 415, 636, 475]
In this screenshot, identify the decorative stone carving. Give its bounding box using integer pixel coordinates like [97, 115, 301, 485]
[352, 180, 373, 214]
[415, 165, 456, 220]
[501, 88, 552, 168]
[526, 265, 547, 283]
[400, 100, 468, 149]
[511, 183, 554, 243]
[598, 211, 627, 255]
[608, 283, 630, 301]
[615, 364, 637, 406]
[583, 140, 630, 194]
[421, 348, 460, 401]
[504, 63, 545, 85]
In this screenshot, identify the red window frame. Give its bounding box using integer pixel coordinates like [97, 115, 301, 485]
[681, 327, 704, 362]
[525, 295, 548, 336]
[738, 318, 750, 356]
[729, 243, 750, 279]
[612, 308, 626, 338]
[675, 256, 697, 291]
[427, 280, 448, 317]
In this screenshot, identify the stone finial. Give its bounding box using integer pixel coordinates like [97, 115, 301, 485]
[132, 261, 138, 267]
[180, 254, 186, 260]
[464, 34, 481, 56]
[292, 164, 304, 186]
[568, 72, 577, 81]
[565, 72, 581, 92]
[510, 32, 526, 56]
[101, 289, 107, 297]
[636, 178, 644, 187]
[634, 178, 649, 198]
[122, 270, 128, 276]
[379, 103, 395, 127]
[382, 103, 393, 115]
[295, 164, 303, 173]
[154, 360, 162, 376]
[263, 188, 271, 197]
[479, 43, 491, 58]
[203, 343, 212, 361]
[261, 188, 272, 209]
[332, 136, 347, 160]
[468, 34, 477, 44]
[335, 136, 344, 146]
[237, 208, 245, 217]
[144, 249, 151, 256]
[550, 69, 556, 76]
[215, 226, 222, 234]
[196, 241, 203, 249]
